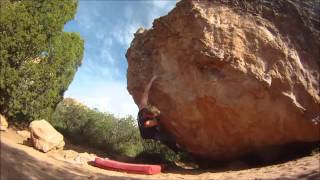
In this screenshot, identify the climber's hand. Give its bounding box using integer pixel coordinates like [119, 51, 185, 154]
[144, 119, 158, 128]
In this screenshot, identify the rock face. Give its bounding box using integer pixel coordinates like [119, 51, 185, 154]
[29, 120, 65, 152]
[126, 0, 320, 160]
[0, 114, 8, 131]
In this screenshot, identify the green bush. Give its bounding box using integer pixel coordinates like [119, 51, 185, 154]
[0, 0, 84, 123]
[141, 139, 179, 162]
[51, 98, 143, 156]
[51, 98, 180, 161]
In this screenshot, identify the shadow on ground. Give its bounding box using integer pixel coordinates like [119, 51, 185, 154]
[0, 142, 141, 180]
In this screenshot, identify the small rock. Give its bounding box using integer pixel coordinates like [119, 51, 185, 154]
[0, 114, 8, 131]
[29, 119, 65, 153]
[74, 153, 96, 164]
[174, 160, 199, 170]
[17, 130, 31, 138]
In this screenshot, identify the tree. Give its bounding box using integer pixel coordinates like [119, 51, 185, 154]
[0, 0, 84, 122]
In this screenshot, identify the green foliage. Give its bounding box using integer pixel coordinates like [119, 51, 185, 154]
[51, 98, 144, 157]
[142, 139, 180, 162]
[51, 98, 180, 161]
[0, 0, 84, 123]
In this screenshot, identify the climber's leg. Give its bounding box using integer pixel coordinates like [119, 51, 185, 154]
[154, 131, 181, 153]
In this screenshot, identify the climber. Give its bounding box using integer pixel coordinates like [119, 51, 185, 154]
[137, 75, 181, 153]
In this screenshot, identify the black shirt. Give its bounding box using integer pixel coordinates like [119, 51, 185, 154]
[137, 108, 160, 139]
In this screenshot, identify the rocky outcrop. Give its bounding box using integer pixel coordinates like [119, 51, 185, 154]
[0, 114, 8, 131]
[62, 98, 88, 108]
[126, 0, 320, 160]
[29, 120, 65, 152]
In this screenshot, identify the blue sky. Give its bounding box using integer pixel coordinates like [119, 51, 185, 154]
[63, 0, 176, 117]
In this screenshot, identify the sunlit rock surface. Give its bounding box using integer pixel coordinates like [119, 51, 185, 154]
[126, 0, 320, 160]
[30, 120, 65, 153]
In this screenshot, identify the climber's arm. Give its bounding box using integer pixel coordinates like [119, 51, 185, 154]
[138, 75, 158, 109]
[143, 119, 159, 128]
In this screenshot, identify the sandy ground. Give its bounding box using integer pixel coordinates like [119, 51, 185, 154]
[1, 128, 319, 180]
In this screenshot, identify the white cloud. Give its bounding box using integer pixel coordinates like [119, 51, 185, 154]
[95, 33, 104, 40]
[124, 5, 133, 20]
[75, 2, 96, 30]
[111, 23, 140, 47]
[65, 1, 177, 118]
[103, 38, 113, 47]
[79, 57, 114, 81]
[100, 38, 116, 65]
[110, 1, 176, 47]
[152, 0, 175, 9]
[65, 81, 138, 118]
[146, 1, 177, 28]
[101, 49, 116, 65]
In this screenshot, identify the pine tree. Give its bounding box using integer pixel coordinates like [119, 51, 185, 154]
[0, 0, 84, 123]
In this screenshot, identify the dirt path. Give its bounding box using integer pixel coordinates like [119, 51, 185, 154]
[1, 129, 319, 180]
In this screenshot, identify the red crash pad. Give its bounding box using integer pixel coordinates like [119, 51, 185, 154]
[94, 157, 162, 175]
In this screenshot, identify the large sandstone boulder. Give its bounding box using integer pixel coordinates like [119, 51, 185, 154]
[29, 120, 65, 152]
[0, 114, 8, 131]
[126, 0, 320, 160]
